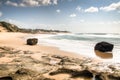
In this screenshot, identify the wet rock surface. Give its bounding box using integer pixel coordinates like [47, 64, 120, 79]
[0, 46, 120, 80]
[26, 38, 38, 45]
[95, 41, 114, 52]
[49, 68, 93, 78]
[0, 76, 12, 80]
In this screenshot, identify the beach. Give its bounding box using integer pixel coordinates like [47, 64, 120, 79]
[0, 32, 91, 80]
[0, 0, 120, 79]
[0, 32, 120, 80]
[0, 32, 84, 58]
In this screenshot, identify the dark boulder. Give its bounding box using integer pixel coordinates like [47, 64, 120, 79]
[94, 41, 114, 52]
[95, 75, 102, 80]
[27, 38, 38, 45]
[108, 75, 120, 80]
[9, 68, 54, 80]
[0, 76, 12, 80]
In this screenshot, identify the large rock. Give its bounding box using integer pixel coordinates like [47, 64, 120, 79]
[0, 76, 12, 80]
[27, 38, 38, 45]
[94, 41, 114, 52]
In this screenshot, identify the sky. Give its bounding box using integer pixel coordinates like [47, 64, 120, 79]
[0, 0, 120, 33]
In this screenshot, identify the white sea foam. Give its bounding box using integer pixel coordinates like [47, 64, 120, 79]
[31, 33, 120, 63]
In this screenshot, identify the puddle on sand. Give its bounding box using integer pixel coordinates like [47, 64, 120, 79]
[95, 50, 113, 59]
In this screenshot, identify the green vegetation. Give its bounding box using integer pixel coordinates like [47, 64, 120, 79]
[0, 21, 70, 33]
[0, 21, 20, 32]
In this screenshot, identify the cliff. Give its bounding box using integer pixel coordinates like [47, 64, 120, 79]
[0, 21, 70, 33]
[0, 21, 20, 32]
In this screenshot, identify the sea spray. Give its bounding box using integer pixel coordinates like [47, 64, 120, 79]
[34, 33, 120, 62]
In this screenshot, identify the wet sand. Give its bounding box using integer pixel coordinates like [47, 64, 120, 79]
[0, 32, 115, 80]
[0, 32, 92, 80]
[0, 32, 85, 58]
[95, 50, 113, 59]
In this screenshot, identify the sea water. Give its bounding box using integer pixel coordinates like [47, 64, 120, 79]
[34, 33, 120, 63]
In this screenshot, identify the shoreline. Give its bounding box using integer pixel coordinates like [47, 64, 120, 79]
[0, 32, 87, 58]
[0, 32, 108, 62]
[0, 32, 115, 62]
[0, 32, 120, 80]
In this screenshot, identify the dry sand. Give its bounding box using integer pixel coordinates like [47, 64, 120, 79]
[0, 32, 105, 63]
[0, 32, 106, 80]
[0, 32, 86, 58]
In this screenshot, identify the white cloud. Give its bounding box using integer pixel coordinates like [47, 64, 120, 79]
[56, 9, 61, 13]
[6, 0, 18, 7]
[112, 21, 120, 24]
[5, 0, 58, 7]
[53, 0, 57, 5]
[0, 12, 2, 17]
[69, 13, 76, 17]
[85, 7, 98, 13]
[20, 0, 40, 7]
[76, 6, 81, 11]
[100, 2, 120, 11]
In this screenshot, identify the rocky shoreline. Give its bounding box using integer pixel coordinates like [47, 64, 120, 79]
[0, 46, 120, 80]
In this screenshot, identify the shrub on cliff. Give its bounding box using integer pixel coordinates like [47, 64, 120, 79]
[0, 21, 20, 32]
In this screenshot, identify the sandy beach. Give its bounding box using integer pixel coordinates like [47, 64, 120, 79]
[0, 32, 91, 80]
[0, 0, 120, 79]
[0, 32, 84, 58]
[0, 32, 120, 80]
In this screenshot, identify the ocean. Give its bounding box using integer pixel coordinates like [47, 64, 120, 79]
[34, 33, 120, 62]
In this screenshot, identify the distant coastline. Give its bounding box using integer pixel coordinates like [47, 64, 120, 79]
[1, 21, 120, 80]
[0, 21, 70, 34]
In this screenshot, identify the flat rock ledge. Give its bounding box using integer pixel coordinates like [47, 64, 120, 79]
[0, 46, 120, 80]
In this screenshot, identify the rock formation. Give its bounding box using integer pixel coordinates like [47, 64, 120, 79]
[94, 41, 114, 52]
[0, 21, 20, 32]
[0, 46, 120, 80]
[0, 21, 70, 33]
[27, 38, 38, 45]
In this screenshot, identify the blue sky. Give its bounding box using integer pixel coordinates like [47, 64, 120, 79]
[0, 0, 120, 33]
